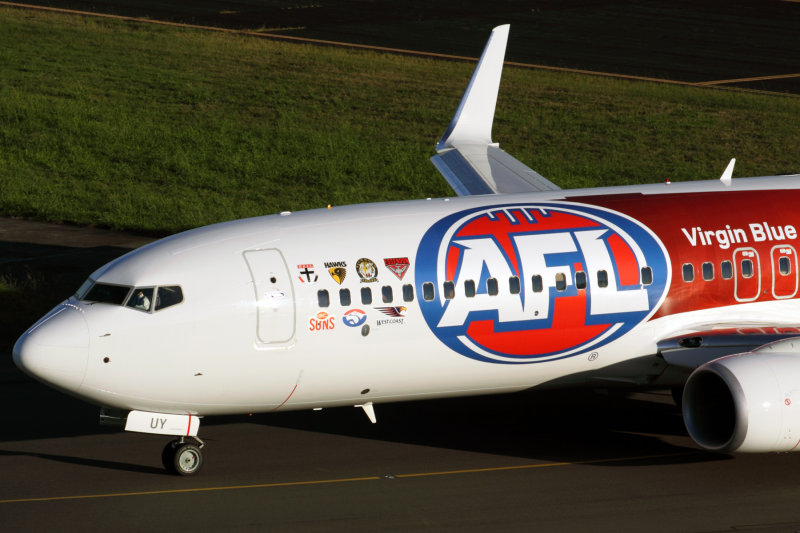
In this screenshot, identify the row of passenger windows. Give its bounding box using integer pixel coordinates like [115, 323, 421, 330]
[681, 257, 792, 282]
[317, 267, 654, 307]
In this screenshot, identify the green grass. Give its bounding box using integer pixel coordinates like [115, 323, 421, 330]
[19, 0, 800, 91]
[1, 7, 799, 235]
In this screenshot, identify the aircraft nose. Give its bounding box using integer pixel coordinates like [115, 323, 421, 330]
[13, 304, 89, 393]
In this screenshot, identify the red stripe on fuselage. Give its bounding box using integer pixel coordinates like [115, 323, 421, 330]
[576, 190, 800, 319]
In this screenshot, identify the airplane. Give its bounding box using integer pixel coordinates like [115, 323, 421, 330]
[13, 24, 800, 476]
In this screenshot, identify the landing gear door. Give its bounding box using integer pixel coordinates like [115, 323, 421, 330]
[243, 249, 296, 345]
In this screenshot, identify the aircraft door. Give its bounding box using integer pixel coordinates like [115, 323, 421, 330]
[733, 248, 760, 303]
[243, 249, 296, 344]
[771, 245, 798, 299]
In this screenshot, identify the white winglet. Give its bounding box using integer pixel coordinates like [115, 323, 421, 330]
[431, 25, 560, 195]
[436, 25, 509, 150]
[720, 158, 736, 186]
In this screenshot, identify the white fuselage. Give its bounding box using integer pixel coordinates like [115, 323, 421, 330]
[16, 175, 800, 416]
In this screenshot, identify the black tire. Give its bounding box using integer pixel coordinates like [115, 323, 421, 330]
[162, 440, 178, 474]
[173, 443, 203, 476]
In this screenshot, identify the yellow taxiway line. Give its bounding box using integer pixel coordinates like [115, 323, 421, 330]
[697, 73, 800, 86]
[0, 451, 703, 504]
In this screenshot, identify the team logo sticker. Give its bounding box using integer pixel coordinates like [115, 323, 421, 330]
[325, 261, 347, 285]
[309, 311, 335, 332]
[356, 258, 379, 283]
[343, 309, 367, 327]
[384, 257, 410, 280]
[297, 264, 318, 283]
[375, 306, 406, 326]
[415, 203, 670, 364]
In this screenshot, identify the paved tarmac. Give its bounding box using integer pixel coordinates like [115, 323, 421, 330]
[3, 218, 800, 532]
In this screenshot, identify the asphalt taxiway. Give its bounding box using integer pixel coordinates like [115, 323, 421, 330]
[3, 218, 800, 531]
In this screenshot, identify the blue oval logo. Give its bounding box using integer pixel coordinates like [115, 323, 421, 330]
[343, 309, 367, 327]
[415, 203, 670, 364]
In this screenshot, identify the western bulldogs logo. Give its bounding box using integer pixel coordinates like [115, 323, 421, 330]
[415, 203, 670, 364]
[343, 309, 367, 327]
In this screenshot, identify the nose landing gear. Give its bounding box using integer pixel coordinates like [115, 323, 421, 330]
[115, 409, 205, 475]
[162, 436, 205, 476]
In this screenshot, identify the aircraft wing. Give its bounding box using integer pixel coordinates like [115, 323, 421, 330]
[431, 24, 560, 195]
[658, 327, 800, 369]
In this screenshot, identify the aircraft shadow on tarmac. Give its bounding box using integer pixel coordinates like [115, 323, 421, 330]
[0, 448, 166, 475]
[1, 371, 727, 473]
[257, 388, 727, 467]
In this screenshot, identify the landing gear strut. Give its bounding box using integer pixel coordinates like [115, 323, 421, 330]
[162, 436, 205, 476]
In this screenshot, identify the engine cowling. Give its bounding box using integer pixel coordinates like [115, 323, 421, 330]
[682, 339, 800, 453]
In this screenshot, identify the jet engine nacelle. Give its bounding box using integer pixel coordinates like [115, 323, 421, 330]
[683, 340, 800, 453]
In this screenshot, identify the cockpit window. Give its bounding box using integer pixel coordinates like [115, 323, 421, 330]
[155, 286, 184, 311]
[75, 279, 94, 300]
[126, 287, 154, 312]
[83, 283, 132, 305]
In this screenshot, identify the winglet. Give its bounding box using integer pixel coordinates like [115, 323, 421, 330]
[436, 24, 509, 151]
[431, 25, 560, 196]
[720, 158, 736, 186]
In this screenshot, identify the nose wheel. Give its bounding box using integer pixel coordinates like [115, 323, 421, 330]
[162, 436, 205, 476]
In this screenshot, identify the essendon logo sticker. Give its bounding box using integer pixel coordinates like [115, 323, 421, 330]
[384, 257, 410, 280]
[415, 203, 670, 364]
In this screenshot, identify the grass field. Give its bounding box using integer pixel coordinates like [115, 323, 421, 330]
[16, 0, 800, 93]
[1, 4, 799, 354]
[1, 5, 800, 236]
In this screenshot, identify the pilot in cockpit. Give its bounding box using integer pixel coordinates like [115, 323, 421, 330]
[132, 289, 151, 311]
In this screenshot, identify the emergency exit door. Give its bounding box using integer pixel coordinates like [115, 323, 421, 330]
[243, 249, 295, 344]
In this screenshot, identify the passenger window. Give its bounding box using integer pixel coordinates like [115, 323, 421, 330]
[741, 259, 753, 279]
[464, 279, 476, 298]
[317, 290, 330, 307]
[531, 275, 543, 293]
[575, 271, 587, 290]
[155, 286, 183, 311]
[339, 288, 351, 306]
[780, 256, 792, 275]
[640, 266, 653, 286]
[555, 273, 567, 292]
[487, 278, 498, 296]
[702, 262, 714, 281]
[443, 281, 455, 300]
[382, 285, 393, 303]
[721, 261, 733, 280]
[597, 270, 608, 288]
[360, 287, 372, 305]
[682, 264, 694, 282]
[402, 284, 414, 302]
[127, 287, 154, 312]
[422, 282, 435, 301]
[509, 276, 520, 295]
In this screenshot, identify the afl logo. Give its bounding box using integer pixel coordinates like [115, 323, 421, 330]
[415, 203, 670, 364]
